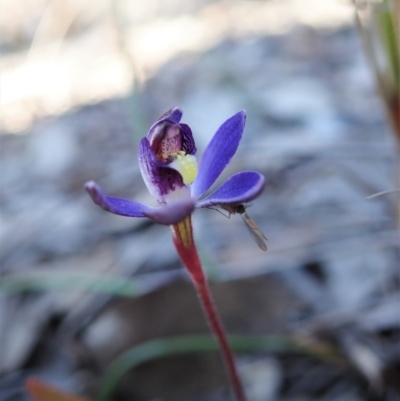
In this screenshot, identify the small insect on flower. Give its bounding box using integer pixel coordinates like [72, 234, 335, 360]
[219, 203, 268, 251]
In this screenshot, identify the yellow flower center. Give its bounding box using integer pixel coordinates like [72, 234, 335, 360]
[169, 150, 198, 185]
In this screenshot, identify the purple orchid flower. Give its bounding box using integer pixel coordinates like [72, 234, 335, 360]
[85, 107, 264, 226]
[85, 108, 265, 401]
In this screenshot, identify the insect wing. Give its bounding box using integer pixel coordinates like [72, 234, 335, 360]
[240, 212, 267, 251]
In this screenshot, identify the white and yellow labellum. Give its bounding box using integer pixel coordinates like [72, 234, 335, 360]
[169, 150, 198, 185]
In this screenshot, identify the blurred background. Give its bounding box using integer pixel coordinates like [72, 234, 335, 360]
[1, 0, 399, 400]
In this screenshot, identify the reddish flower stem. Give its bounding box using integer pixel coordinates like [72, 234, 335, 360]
[193, 278, 247, 401]
[171, 217, 247, 401]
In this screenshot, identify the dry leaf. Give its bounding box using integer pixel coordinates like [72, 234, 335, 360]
[25, 378, 89, 401]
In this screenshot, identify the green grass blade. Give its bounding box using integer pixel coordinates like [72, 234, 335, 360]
[97, 334, 340, 401]
[378, 6, 399, 89]
[0, 271, 140, 297]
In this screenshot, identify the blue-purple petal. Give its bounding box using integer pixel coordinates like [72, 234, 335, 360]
[180, 123, 196, 155]
[147, 107, 183, 140]
[138, 137, 184, 202]
[85, 181, 194, 225]
[143, 198, 195, 225]
[85, 181, 150, 217]
[195, 171, 265, 208]
[191, 111, 246, 199]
